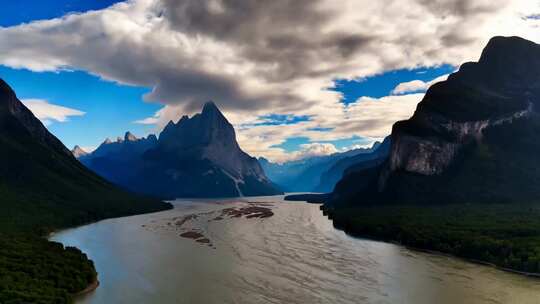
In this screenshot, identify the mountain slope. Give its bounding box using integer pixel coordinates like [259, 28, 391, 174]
[81, 102, 282, 198]
[323, 36, 540, 275]
[330, 36, 540, 206]
[0, 78, 171, 303]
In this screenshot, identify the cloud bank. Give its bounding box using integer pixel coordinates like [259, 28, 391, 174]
[1, 0, 539, 160]
[22, 99, 85, 126]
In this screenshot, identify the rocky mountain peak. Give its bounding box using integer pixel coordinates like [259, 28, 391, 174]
[202, 101, 219, 114]
[125, 131, 138, 142]
[80, 100, 281, 198]
[71, 145, 88, 158]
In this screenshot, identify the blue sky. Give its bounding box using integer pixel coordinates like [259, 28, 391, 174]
[0, 63, 451, 152]
[0, 0, 534, 161]
[0, 1, 124, 27]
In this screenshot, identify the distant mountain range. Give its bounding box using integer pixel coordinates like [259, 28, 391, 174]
[329, 36, 540, 205]
[313, 137, 391, 193]
[260, 140, 388, 193]
[78, 102, 282, 198]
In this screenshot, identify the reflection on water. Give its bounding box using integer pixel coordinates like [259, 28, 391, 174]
[51, 196, 540, 304]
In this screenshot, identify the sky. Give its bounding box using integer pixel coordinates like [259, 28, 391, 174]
[0, 0, 539, 162]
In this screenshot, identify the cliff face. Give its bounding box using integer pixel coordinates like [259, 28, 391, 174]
[388, 102, 533, 178]
[331, 36, 540, 205]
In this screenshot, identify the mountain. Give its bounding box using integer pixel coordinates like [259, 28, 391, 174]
[0, 78, 169, 229]
[80, 102, 282, 198]
[71, 145, 88, 158]
[80, 132, 158, 186]
[260, 143, 381, 192]
[330, 36, 540, 206]
[313, 137, 391, 193]
[0, 78, 171, 302]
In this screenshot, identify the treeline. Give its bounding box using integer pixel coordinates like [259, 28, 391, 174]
[0, 186, 171, 303]
[327, 203, 540, 274]
[0, 235, 96, 303]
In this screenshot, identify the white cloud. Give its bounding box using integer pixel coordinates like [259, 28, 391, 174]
[1, 0, 539, 160]
[233, 93, 424, 162]
[293, 143, 339, 159]
[391, 74, 450, 95]
[22, 99, 85, 125]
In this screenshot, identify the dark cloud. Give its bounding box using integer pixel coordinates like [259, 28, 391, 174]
[160, 0, 373, 82]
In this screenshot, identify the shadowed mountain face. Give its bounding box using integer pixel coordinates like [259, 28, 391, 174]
[330, 36, 540, 205]
[81, 102, 282, 198]
[0, 78, 170, 232]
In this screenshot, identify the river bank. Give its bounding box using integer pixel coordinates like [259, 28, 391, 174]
[51, 196, 540, 304]
[322, 203, 540, 276]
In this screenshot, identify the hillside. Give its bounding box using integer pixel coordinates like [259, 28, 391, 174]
[324, 36, 540, 274]
[330, 36, 540, 206]
[0, 78, 171, 303]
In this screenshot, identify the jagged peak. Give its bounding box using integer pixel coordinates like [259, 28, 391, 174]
[71, 145, 88, 158]
[72, 145, 85, 152]
[147, 134, 158, 141]
[177, 115, 189, 124]
[103, 138, 112, 145]
[202, 101, 219, 113]
[0, 78, 14, 96]
[116, 136, 123, 142]
[124, 131, 138, 141]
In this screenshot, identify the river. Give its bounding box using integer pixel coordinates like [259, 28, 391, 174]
[50, 196, 540, 304]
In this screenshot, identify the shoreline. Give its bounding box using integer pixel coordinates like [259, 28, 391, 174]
[321, 205, 540, 279]
[74, 278, 100, 297]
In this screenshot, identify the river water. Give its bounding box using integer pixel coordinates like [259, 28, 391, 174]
[50, 196, 540, 304]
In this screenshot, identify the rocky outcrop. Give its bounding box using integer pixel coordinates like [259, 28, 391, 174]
[71, 145, 88, 158]
[330, 36, 540, 205]
[388, 102, 533, 177]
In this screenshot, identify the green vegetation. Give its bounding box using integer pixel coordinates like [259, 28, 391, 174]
[0, 94, 172, 303]
[326, 203, 540, 274]
[0, 186, 171, 304]
[0, 235, 96, 303]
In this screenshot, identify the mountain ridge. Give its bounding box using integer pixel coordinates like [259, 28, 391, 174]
[329, 36, 540, 205]
[80, 101, 282, 198]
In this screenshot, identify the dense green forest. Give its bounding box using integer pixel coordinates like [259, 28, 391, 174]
[0, 85, 172, 303]
[0, 186, 171, 304]
[325, 203, 540, 274]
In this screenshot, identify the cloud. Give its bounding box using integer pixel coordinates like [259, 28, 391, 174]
[293, 143, 339, 159]
[391, 74, 450, 95]
[234, 93, 424, 162]
[22, 99, 85, 125]
[0, 0, 539, 160]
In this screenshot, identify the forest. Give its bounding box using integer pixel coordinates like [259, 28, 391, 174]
[326, 203, 540, 274]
